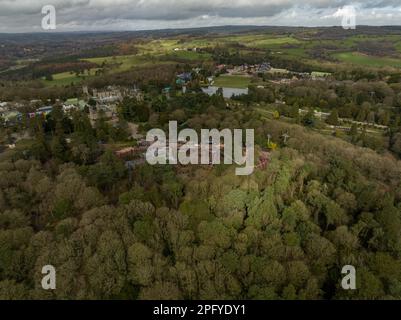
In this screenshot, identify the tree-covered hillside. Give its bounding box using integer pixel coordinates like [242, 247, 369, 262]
[1, 110, 400, 300]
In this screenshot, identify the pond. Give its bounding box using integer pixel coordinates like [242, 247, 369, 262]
[201, 86, 248, 98]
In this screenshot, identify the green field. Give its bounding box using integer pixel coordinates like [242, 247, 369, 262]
[42, 68, 101, 86]
[85, 50, 210, 72]
[169, 34, 302, 51]
[250, 36, 301, 48]
[334, 52, 401, 68]
[213, 75, 252, 89]
[164, 50, 212, 61]
[222, 34, 301, 47]
[136, 39, 181, 54]
[42, 47, 210, 87]
[268, 68, 290, 74]
[44, 54, 169, 86]
[84, 55, 153, 72]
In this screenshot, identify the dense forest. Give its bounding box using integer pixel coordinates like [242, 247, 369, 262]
[1, 99, 401, 299]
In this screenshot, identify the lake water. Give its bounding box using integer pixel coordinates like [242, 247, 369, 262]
[202, 86, 248, 98]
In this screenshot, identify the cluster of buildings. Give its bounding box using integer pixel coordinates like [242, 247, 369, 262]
[176, 72, 193, 86]
[175, 67, 214, 88]
[115, 140, 150, 159]
[299, 108, 388, 130]
[90, 85, 143, 111]
[115, 139, 271, 171]
[0, 97, 89, 126]
[311, 71, 332, 81]
[220, 62, 331, 84]
[0, 102, 24, 125]
[173, 63, 274, 90]
[173, 47, 199, 52]
[226, 62, 272, 76]
[62, 98, 87, 113]
[85, 85, 143, 124]
[1, 85, 144, 127]
[85, 85, 143, 103]
[92, 87, 124, 104]
[268, 70, 331, 82]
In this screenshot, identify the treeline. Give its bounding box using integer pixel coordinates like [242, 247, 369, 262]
[280, 79, 401, 126]
[0, 80, 81, 102]
[207, 46, 269, 66]
[0, 60, 98, 81]
[87, 64, 178, 90]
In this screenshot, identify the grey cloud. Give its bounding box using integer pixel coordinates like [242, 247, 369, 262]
[0, 0, 400, 32]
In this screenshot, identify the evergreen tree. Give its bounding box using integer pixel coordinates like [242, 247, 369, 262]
[327, 109, 339, 126]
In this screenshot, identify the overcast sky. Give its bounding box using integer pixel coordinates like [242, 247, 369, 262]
[1, 0, 401, 32]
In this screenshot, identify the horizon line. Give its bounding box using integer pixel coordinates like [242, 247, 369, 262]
[1, 24, 401, 35]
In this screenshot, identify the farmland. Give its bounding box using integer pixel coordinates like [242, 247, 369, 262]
[42, 68, 100, 86]
[32, 30, 401, 89]
[333, 52, 401, 68]
[213, 75, 252, 88]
